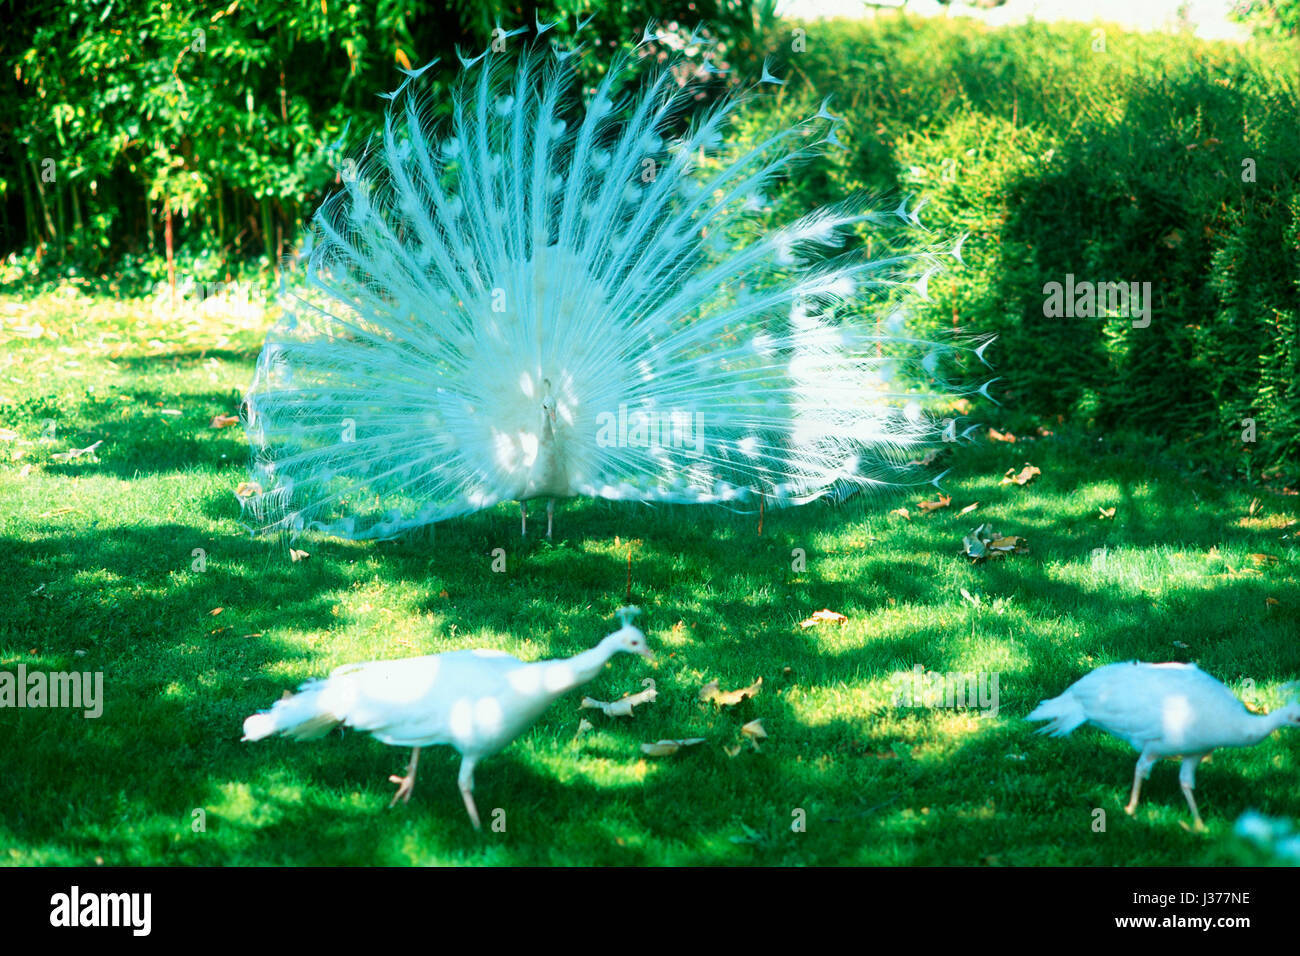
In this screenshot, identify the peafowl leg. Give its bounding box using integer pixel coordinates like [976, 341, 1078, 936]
[388, 747, 421, 807]
[546, 499, 554, 540]
[458, 757, 481, 831]
[520, 502, 528, 537]
[1125, 750, 1158, 815]
[1179, 755, 1206, 831]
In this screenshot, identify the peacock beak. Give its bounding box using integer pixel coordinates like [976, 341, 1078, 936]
[638, 646, 655, 662]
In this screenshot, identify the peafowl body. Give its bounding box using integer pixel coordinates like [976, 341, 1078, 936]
[242, 607, 652, 829]
[241, 25, 987, 540]
[1027, 661, 1300, 829]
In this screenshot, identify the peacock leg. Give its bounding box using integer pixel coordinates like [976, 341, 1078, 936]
[520, 502, 528, 537]
[546, 499, 554, 540]
[458, 757, 481, 830]
[1125, 750, 1157, 815]
[388, 747, 421, 807]
[1179, 755, 1206, 831]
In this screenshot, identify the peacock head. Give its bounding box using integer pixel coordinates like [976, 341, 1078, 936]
[606, 605, 653, 661]
[540, 378, 557, 426]
[1274, 699, 1300, 727]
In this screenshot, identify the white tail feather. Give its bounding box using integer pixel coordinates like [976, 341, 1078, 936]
[241, 35, 991, 540]
[1025, 693, 1088, 737]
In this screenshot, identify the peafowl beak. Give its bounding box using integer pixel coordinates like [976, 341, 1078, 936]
[638, 646, 655, 662]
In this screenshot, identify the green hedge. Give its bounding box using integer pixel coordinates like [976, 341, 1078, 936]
[752, 16, 1299, 484]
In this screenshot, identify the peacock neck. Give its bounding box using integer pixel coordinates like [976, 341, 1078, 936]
[525, 640, 618, 700]
[1250, 709, 1292, 744]
[563, 640, 619, 687]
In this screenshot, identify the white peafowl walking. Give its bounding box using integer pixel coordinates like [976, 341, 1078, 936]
[239, 21, 989, 541]
[242, 607, 652, 829]
[1026, 661, 1300, 829]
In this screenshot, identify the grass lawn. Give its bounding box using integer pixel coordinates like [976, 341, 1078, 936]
[1, 289, 1297, 866]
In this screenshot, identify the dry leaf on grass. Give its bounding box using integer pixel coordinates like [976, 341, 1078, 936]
[698, 677, 762, 707]
[582, 685, 657, 717]
[962, 524, 1029, 562]
[917, 493, 952, 512]
[1098, 506, 1116, 520]
[234, 481, 262, 498]
[890, 507, 911, 520]
[958, 501, 980, 515]
[210, 413, 240, 428]
[51, 440, 103, 462]
[289, 548, 310, 562]
[799, 609, 848, 628]
[741, 719, 768, 751]
[641, 737, 706, 756]
[1000, 463, 1040, 486]
[988, 428, 1016, 443]
[905, 449, 943, 467]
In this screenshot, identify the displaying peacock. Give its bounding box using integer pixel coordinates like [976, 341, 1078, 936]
[240, 21, 990, 540]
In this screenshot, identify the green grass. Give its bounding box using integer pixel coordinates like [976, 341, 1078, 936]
[1, 290, 1298, 866]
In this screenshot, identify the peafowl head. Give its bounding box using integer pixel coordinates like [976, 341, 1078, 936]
[540, 378, 558, 429]
[606, 606, 652, 660]
[1274, 700, 1300, 727]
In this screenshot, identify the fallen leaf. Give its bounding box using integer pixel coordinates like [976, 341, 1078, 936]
[958, 501, 980, 515]
[234, 481, 263, 498]
[640, 737, 706, 757]
[1098, 506, 1116, 519]
[51, 440, 104, 462]
[988, 428, 1016, 443]
[906, 448, 942, 467]
[988, 535, 1028, 553]
[208, 607, 224, 616]
[582, 685, 657, 717]
[723, 743, 743, 758]
[890, 507, 911, 520]
[210, 413, 240, 428]
[289, 548, 310, 562]
[699, 677, 762, 707]
[1000, 463, 1040, 486]
[962, 524, 1028, 561]
[1249, 553, 1278, 567]
[798, 609, 848, 628]
[917, 493, 952, 512]
[1266, 597, 1279, 607]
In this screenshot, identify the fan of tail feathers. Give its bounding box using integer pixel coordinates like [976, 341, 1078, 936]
[240, 21, 993, 541]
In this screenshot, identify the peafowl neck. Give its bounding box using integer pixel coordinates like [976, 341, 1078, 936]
[523, 639, 620, 701]
[1252, 709, 1296, 744]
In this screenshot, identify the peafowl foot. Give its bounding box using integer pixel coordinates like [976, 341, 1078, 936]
[387, 747, 421, 807]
